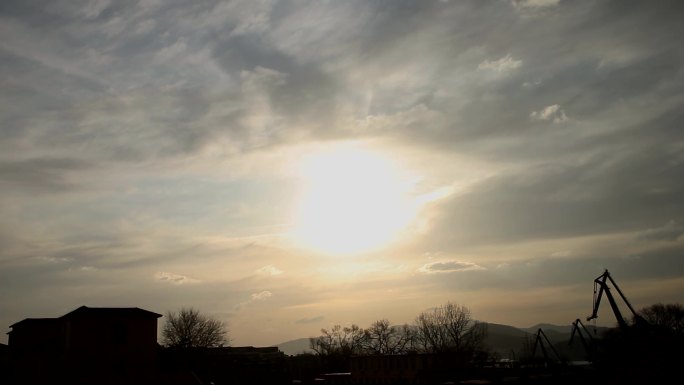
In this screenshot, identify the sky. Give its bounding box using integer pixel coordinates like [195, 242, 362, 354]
[1, 0, 684, 347]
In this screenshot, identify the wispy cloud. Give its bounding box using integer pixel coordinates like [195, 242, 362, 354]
[637, 220, 684, 242]
[233, 290, 274, 312]
[251, 290, 273, 301]
[255, 265, 283, 276]
[478, 54, 522, 72]
[418, 260, 485, 274]
[34, 256, 74, 264]
[511, 0, 560, 9]
[154, 272, 199, 285]
[0, 158, 95, 193]
[530, 104, 569, 123]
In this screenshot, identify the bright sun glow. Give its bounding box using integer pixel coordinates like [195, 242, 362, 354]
[291, 144, 417, 255]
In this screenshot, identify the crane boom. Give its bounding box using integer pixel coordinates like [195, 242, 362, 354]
[586, 269, 642, 330]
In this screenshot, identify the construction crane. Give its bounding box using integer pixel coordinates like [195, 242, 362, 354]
[586, 269, 645, 330]
[568, 318, 595, 360]
[531, 328, 564, 366]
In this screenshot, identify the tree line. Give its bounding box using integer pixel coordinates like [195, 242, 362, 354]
[308, 302, 488, 358]
[158, 302, 683, 353]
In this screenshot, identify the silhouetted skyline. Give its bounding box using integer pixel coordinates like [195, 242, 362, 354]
[1, 0, 683, 347]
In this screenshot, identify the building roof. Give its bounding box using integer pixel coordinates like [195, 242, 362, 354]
[9, 306, 162, 332]
[61, 306, 162, 319]
[9, 318, 61, 329]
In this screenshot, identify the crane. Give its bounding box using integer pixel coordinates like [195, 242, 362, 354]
[568, 318, 595, 360]
[531, 328, 564, 366]
[586, 269, 645, 330]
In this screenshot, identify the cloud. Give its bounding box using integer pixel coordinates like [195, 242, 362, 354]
[295, 316, 324, 324]
[511, 0, 560, 9]
[637, 220, 684, 242]
[522, 80, 543, 88]
[251, 290, 273, 300]
[82, 0, 112, 20]
[34, 256, 74, 264]
[419, 260, 484, 274]
[154, 272, 199, 285]
[530, 104, 569, 123]
[233, 290, 274, 312]
[418, 143, 684, 248]
[0, 158, 94, 193]
[255, 265, 283, 276]
[478, 54, 522, 72]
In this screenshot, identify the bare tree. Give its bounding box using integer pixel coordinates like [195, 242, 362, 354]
[162, 308, 228, 348]
[362, 320, 415, 355]
[415, 302, 487, 355]
[310, 324, 365, 356]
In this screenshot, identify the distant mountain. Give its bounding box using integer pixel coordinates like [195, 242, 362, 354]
[483, 323, 531, 358]
[276, 337, 313, 356]
[522, 323, 573, 334]
[522, 323, 610, 339]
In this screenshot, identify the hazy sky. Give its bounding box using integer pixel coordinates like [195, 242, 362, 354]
[2, 0, 683, 346]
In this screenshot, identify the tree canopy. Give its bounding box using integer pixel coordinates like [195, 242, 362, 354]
[161, 308, 228, 348]
[637, 302, 684, 335]
[415, 302, 487, 354]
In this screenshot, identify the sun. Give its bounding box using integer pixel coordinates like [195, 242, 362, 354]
[290, 143, 417, 255]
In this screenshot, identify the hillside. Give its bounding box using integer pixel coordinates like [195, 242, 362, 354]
[522, 323, 573, 334]
[276, 337, 313, 356]
[482, 323, 531, 358]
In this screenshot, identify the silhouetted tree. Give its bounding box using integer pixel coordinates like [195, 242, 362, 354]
[309, 324, 365, 355]
[162, 308, 228, 348]
[362, 320, 416, 355]
[636, 302, 684, 335]
[415, 302, 487, 355]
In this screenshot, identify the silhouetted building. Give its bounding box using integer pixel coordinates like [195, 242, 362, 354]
[0, 342, 9, 382]
[350, 354, 432, 385]
[350, 353, 482, 385]
[162, 345, 288, 385]
[7, 306, 298, 384]
[7, 306, 162, 384]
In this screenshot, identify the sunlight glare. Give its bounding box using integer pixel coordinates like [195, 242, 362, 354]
[291, 144, 416, 255]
